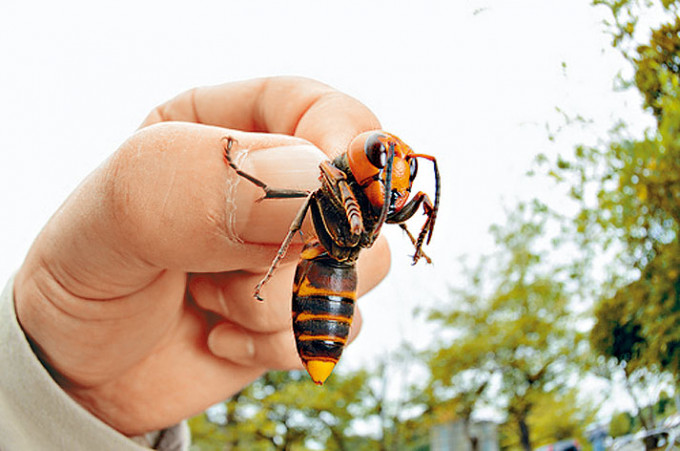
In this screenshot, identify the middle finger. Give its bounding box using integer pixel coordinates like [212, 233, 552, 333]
[189, 265, 298, 334]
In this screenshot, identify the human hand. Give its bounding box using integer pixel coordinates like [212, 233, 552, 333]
[13, 77, 391, 435]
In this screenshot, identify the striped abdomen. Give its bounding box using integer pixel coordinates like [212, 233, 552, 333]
[292, 240, 357, 385]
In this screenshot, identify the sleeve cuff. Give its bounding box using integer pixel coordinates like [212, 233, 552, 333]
[0, 275, 190, 450]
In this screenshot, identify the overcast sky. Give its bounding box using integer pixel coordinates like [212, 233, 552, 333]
[0, 0, 655, 416]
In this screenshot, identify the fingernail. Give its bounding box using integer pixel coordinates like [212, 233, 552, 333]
[229, 145, 324, 244]
[244, 335, 256, 357]
[215, 287, 229, 317]
[208, 323, 256, 363]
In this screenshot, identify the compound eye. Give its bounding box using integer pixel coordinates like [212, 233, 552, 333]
[409, 157, 418, 182]
[364, 134, 387, 169]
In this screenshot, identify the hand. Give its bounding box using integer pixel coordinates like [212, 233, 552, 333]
[13, 77, 391, 435]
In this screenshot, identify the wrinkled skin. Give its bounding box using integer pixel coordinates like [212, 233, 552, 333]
[13, 77, 391, 435]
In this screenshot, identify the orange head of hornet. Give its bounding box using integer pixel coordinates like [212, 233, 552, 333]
[347, 132, 418, 214]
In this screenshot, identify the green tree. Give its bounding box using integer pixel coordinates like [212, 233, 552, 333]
[636, 18, 680, 121]
[189, 370, 374, 450]
[428, 202, 586, 451]
[654, 390, 676, 418]
[544, 3, 680, 448]
[589, 280, 659, 432]
[189, 348, 433, 451]
[528, 389, 597, 448]
[362, 345, 433, 451]
[553, 0, 680, 398]
[609, 410, 635, 438]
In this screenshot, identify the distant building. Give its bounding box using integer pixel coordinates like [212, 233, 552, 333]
[430, 420, 499, 451]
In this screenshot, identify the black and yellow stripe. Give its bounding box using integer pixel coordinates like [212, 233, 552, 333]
[292, 240, 357, 384]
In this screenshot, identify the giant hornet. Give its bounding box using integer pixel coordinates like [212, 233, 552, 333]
[223, 131, 440, 384]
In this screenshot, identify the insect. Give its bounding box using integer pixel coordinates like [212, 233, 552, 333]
[223, 131, 440, 384]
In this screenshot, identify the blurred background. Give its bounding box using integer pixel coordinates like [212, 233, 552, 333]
[2, 0, 679, 449]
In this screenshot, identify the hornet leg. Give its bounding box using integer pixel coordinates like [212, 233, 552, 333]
[388, 192, 436, 264]
[398, 223, 432, 264]
[252, 193, 314, 301]
[223, 136, 310, 199]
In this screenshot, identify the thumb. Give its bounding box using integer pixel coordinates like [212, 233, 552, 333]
[20, 122, 325, 300]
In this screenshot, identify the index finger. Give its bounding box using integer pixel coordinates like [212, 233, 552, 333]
[140, 76, 382, 157]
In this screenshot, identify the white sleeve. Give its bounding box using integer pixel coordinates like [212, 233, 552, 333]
[0, 276, 190, 451]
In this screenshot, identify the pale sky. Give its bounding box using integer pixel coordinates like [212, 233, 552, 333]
[0, 0, 653, 415]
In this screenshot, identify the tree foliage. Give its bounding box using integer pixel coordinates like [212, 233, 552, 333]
[548, 0, 680, 379]
[593, 0, 679, 56]
[525, 389, 597, 449]
[189, 356, 431, 451]
[428, 201, 586, 451]
[189, 370, 373, 450]
[636, 17, 680, 121]
[539, 4, 680, 447]
[609, 410, 635, 437]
